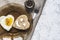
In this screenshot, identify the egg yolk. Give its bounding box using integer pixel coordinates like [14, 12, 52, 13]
[5, 17, 13, 26]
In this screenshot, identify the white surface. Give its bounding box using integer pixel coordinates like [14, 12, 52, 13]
[32, 0, 60, 40]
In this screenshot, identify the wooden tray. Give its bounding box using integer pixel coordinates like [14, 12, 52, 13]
[0, 0, 46, 40]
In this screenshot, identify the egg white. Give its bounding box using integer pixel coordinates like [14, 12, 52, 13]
[0, 15, 14, 31]
[0, 16, 5, 24]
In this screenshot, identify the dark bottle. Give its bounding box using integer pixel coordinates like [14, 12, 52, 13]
[24, 0, 35, 13]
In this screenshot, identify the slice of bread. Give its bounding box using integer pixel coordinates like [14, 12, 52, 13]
[13, 15, 30, 30]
